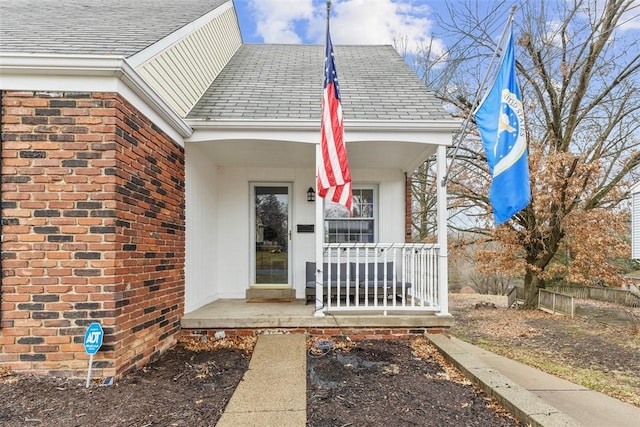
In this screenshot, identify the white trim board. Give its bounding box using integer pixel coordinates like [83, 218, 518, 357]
[0, 54, 191, 143]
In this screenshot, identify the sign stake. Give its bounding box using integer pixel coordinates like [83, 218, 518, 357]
[85, 354, 94, 388]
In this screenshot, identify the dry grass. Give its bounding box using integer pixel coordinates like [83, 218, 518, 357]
[449, 293, 640, 407]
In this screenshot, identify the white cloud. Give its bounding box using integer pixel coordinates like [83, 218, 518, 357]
[244, 0, 446, 55]
[332, 0, 430, 45]
[247, 0, 315, 43]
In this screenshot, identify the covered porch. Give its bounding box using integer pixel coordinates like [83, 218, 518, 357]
[182, 44, 460, 321]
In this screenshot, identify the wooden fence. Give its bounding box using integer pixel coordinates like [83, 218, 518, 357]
[507, 286, 525, 308]
[548, 285, 640, 307]
[538, 289, 575, 317]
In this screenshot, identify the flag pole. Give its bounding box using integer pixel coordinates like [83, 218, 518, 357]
[314, 1, 333, 317]
[326, 1, 331, 30]
[441, 6, 517, 187]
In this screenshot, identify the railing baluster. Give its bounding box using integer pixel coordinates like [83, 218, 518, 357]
[338, 245, 342, 309]
[327, 249, 338, 308]
[353, 246, 357, 307]
[364, 247, 369, 307]
[321, 242, 441, 313]
[391, 247, 397, 308]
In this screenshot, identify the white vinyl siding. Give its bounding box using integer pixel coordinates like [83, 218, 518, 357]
[135, 5, 241, 117]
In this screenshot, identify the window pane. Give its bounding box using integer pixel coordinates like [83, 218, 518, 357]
[325, 201, 350, 219]
[324, 187, 376, 243]
[325, 188, 374, 219]
[325, 218, 374, 243]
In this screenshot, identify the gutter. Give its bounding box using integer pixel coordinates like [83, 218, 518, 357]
[185, 118, 462, 145]
[187, 118, 462, 132]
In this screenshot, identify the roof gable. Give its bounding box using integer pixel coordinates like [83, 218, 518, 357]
[0, 0, 229, 57]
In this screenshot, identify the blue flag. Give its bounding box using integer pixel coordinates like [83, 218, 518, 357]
[474, 22, 530, 225]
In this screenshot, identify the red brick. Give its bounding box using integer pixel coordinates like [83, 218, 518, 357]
[44, 352, 75, 361]
[0, 355, 21, 363]
[3, 344, 31, 353]
[20, 98, 49, 107]
[34, 345, 59, 353]
[1, 327, 31, 336]
[0, 336, 17, 345]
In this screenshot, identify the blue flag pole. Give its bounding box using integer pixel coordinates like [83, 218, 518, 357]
[441, 7, 517, 188]
[474, 10, 530, 225]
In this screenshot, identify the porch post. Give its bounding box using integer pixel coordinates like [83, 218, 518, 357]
[314, 143, 325, 316]
[436, 144, 449, 315]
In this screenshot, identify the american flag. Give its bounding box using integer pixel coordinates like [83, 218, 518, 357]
[317, 24, 352, 212]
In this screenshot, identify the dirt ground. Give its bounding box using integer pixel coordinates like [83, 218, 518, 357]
[1, 293, 638, 426]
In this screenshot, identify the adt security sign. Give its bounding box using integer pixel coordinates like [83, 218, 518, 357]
[84, 322, 104, 355]
[84, 322, 103, 387]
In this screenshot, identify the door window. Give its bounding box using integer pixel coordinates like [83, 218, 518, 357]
[254, 185, 289, 284]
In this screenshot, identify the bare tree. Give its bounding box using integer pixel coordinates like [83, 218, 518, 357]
[418, 0, 640, 307]
[410, 156, 438, 241]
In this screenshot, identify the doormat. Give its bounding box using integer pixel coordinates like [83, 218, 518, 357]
[246, 297, 295, 303]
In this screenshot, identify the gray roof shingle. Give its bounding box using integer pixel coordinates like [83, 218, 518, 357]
[0, 0, 229, 57]
[187, 44, 452, 121]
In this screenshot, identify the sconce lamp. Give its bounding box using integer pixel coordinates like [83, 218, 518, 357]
[306, 187, 316, 202]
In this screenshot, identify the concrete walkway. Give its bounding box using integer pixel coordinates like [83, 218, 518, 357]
[427, 333, 640, 427]
[216, 334, 307, 427]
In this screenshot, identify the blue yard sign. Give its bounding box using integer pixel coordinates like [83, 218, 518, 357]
[84, 322, 104, 355]
[84, 322, 104, 387]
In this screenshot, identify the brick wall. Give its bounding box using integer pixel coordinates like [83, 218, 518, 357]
[1, 90, 185, 378]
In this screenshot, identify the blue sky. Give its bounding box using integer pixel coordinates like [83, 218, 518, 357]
[234, 0, 449, 55]
[233, 0, 640, 57]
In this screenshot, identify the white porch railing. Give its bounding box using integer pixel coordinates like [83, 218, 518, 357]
[316, 243, 443, 314]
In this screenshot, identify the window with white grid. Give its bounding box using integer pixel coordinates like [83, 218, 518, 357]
[324, 186, 376, 243]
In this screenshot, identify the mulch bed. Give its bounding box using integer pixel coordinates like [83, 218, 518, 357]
[306, 337, 521, 426]
[0, 335, 521, 426]
[0, 345, 250, 427]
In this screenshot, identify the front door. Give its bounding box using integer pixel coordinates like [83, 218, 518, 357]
[251, 184, 291, 286]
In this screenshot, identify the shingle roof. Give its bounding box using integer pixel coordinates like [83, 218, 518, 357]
[187, 44, 451, 121]
[0, 0, 229, 57]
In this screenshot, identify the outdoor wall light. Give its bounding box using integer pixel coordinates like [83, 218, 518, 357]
[307, 187, 316, 202]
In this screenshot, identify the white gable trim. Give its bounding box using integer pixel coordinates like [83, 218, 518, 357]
[0, 53, 192, 143]
[127, 0, 235, 68]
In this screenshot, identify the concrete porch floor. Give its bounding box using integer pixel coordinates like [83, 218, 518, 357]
[181, 299, 454, 329]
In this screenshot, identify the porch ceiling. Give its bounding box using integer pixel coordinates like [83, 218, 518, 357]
[186, 138, 437, 171]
